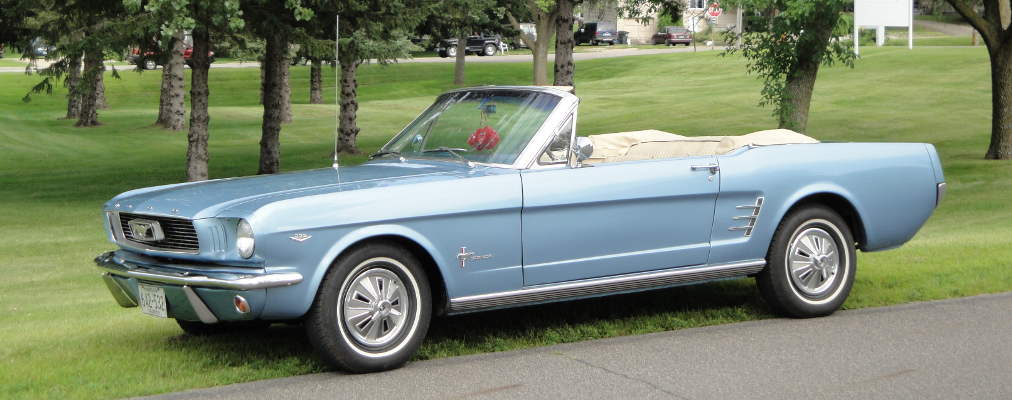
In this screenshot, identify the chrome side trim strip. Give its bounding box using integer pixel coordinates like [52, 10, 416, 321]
[102, 273, 138, 308]
[182, 286, 220, 324]
[94, 252, 303, 290]
[449, 260, 766, 313]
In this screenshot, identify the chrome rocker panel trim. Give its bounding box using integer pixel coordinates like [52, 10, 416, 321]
[94, 251, 303, 291]
[449, 260, 766, 312]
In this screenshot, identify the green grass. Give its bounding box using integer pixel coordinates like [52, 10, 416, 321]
[1, 47, 1010, 399]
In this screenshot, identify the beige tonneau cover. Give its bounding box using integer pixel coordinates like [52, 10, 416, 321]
[585, 129, 819, 164]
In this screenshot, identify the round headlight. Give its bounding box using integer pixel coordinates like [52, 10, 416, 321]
[236, 219, 255, 259]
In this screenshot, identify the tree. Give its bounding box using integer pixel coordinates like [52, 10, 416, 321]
[553, 0, 576, 88]
[332, 0, 427, 155]
[154, 30, 186, 130]
[418, 0, 502, 85]
[723, 0, 854, 132]
[506, 0, 558, 85]
[242, 0, 313, 174]
[133, 0, 246, 180]
[946, 0, 1012, 159]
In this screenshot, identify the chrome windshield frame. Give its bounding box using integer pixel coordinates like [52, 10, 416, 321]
[375, 86, 579, 170]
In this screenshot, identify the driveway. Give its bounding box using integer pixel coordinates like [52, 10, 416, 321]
[0, 46, 719, 73]
[145, 292, 1012, 400]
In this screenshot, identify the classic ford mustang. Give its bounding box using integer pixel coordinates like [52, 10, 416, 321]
[95, 86, 945, 372]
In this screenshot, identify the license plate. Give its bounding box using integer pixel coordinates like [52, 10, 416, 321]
[138, 284, 168, 318]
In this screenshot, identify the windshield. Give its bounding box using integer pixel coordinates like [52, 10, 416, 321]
[379, 89, 561, 165]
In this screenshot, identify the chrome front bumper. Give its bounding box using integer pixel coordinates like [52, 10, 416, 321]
[94, 251, 303, 290]
[94, 251, 303, 323]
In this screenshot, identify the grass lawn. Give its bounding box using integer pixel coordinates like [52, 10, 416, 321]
[0, 58, 27, 67]
[1, 46, 1010, 399]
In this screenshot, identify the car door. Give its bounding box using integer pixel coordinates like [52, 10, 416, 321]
[520, 150, 719, 286]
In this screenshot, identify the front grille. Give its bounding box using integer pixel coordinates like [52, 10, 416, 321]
[118, 212, 199, 252]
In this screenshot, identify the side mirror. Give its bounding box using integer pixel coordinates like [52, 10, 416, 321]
[572, 136, 593, 165]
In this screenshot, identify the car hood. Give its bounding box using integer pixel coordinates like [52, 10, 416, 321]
[105, 160, 483, 219]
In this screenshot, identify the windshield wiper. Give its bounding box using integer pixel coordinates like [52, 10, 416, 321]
[370, 150, 404, 160]
[422, 147, 473, 167]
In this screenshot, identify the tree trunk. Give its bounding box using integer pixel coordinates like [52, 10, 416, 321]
[75, 49, 103, 127]
[95, 67, 107, 109]
[777, 9, 839, 132]
[778, 62, 820, 132]
[454, 34, 467, 85]
[336, 58, 360, 154]
[187, 27, 212, 181]
[258, 31, 289, 174]
[986, 43, 1012, 159]
[532, 16, 555, 86]
[309, 59, 323, 104]
[281, 51, 293, 123]
[553, 0, 576, 89]
[156, 31, 186, 130]
[64, 55, 81, 119]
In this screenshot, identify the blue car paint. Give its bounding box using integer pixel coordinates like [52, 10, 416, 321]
[519, 155, 719, 285]
[707, 142, 940, 266]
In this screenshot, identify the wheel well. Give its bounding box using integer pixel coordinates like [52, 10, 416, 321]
[786, 193, 867, 249]
[338, 235, 449, 316]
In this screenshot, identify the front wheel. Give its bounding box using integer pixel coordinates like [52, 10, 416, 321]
[306, 242, 432, 373]
[483, 43, 497, 56]
[756, 205, 856, 318]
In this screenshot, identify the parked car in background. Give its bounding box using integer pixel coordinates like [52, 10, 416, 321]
[28, 37, 55, 58]
[436, 34, 502, 57]
[127, 32, 215, 70]
[575, 22, 617, 45]
[95, 85, 945, 373]
[653, 26, 693, 46]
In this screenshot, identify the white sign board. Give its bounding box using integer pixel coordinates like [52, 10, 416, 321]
[854, 0, 912, 27]
[853, 0, 913, 53]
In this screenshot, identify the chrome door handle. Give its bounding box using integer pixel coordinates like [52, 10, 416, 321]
[690, 163, 720, 173]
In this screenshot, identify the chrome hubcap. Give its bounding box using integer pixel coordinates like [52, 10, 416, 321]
[788, 227, 840, 296]
[342, 268, 410, 347]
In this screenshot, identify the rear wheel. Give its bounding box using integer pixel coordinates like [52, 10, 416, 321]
[306, 242, 431, 373]
[756, 205, 856, 318]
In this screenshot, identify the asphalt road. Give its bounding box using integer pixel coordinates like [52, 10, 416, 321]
[146, 292, 1012, 400]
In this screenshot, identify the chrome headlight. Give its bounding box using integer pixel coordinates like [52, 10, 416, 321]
[236, 219, 255, 259]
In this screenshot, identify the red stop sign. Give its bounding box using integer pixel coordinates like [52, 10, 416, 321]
[707, 2, 722, 17]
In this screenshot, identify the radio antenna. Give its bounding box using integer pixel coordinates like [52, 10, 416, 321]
[332, 14, 341, 171]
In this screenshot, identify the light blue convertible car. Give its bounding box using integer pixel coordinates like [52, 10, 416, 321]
[95, 86, 946, 372]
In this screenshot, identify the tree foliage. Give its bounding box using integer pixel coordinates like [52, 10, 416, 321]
[723, 0, 854, 130]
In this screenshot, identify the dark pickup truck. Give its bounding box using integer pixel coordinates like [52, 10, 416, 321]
[436, 35, 502, 57]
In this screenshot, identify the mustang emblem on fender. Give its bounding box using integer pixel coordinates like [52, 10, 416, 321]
[457, 246, 493, 268]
